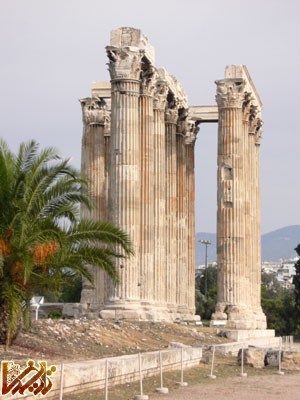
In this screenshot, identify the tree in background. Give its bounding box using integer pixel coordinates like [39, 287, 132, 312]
[261, 285, 297, 335]
[0, 140, 133, 348]
[195, 265, 300, 334]
[261, 267, 300, 336]
[293, 244, 300, 313]
[39, 273, 83, 303]
[195, 265, 217, 320]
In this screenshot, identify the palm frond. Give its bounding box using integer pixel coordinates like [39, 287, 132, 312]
[0, 139, 134, 346]
[67, 220, 134, 256]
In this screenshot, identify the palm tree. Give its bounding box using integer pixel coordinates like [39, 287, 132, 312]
[0, 139, 133, 348]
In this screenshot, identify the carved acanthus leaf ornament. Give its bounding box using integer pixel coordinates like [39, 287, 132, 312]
[184, 120, 199, 145]
[153, 79, 168, 110]
[80, 97, 110, 128]
[106, 46, 144, 81]
[140, 60, 156, 95]
[165, 108, 178, 125]
[216, 79, 245, 108]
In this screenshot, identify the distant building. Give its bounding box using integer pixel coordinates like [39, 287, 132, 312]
[262, 257, 298, 289]
[195, 262, 217, 278]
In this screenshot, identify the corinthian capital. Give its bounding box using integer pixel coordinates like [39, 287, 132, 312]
[106, 46, 144, 81]
[251, 117, 263, 145]
[184, 120, 199, 145]
[177, 108, 189, 135]
[80, 97, 110, 127]
[140, 60, 156, 95]
[153, 79, 168, 110]
[215, 78, 245, 108]
[165, 108, 178, 125]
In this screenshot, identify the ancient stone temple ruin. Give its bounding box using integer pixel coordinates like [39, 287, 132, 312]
[212, 68, 266, 329]
[80, 27, 266, 329]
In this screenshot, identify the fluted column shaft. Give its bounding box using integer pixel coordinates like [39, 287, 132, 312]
[139, 91, 155, 303]
[214, 79, 246, 320]
[248, 106, 266, 326]
[176, 132, 188, 309]
[153, 98, 167, 305]
[108, 78, 141, 302]
[254, 134, 262, 310]
[242, 111, 252, 310]
[217, 108, 244, 305]
[80, 98, 110, 309]
[165, 109, 178, 308]
[248, 131, 256, 309]
[185, 130, 197, 313]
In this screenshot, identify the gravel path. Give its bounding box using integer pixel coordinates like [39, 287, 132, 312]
[150, 373, 300, 400]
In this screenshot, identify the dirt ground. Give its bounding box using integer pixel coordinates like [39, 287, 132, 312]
[1, 320, 300, 400]
[150, 373, 300, 400]
[0, 319, 229, 364]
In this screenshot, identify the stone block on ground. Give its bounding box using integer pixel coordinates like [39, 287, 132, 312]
[265, 350, 282, 367]
[169, 341, 191, 348]
[238, 348, 265, 368]
[282, 351, 300, 370]
[62, 303, 83, 318]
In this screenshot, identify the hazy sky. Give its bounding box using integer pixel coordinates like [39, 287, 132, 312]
[1, 0, 299, 234]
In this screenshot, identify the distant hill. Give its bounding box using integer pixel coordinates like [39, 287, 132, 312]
[195, 225, 300, 265]
[261, 225, 300, 261]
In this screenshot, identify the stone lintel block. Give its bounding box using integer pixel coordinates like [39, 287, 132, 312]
[189, 105, 219, 123]
[100, 307, 198, 322]
[91, 81, 111, 109]
[100, 309, 143, 320]
[110, 27, 155, 65]
[226, 320, 259, 330]
[210, 320, 227, 327]
[223, 329, 275, 341]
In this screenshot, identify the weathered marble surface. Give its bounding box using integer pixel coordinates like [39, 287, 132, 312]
[80, 28, 266, 328]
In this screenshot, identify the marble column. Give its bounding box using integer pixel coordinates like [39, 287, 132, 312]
[139, 61, 155, 303]
[153, 79, 168, 306]
[105, 45, 144, 306]
[243, 94, 266, 328]
[213, 78, 252, 327]
[248, 104, 256, 313]
[79, 97, 110, 310]
[165, 105, 178, 310]
[250, 114, 266, 328]
[242, 93, 252, 312]
[176, 111, 188, 312]
[185, 121, 198, 314]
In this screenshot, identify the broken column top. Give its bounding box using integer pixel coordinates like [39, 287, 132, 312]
[225, 65, 262, 108]
[110, 27, 155, 65]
